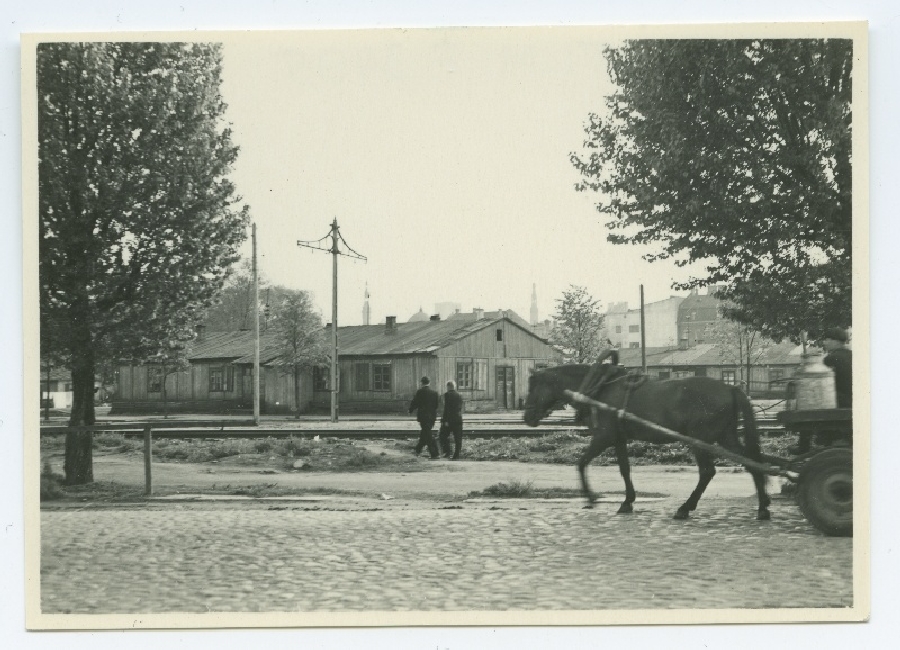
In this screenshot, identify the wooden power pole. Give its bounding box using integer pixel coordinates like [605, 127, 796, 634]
[298, 219, 366, 422]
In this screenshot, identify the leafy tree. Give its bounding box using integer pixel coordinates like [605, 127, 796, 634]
[550, 285, 607, 363]
[270, 292, 329, 417]
[705, 308, 773, 396]
[38, 42, 249, 483]
[571, 39, 852, 342]
[202, 260, 260, 332]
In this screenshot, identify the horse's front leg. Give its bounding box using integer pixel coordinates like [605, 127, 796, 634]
[577, 429, 614, 508]
[614, 436, 636, 514]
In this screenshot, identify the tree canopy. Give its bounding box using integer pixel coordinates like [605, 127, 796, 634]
[571, 39, 853, 342]
[550, 285, 607, 363]
[38, 42, 249, 480]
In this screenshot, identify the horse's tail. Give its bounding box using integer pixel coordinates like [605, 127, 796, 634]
[733, 387, 762, 461]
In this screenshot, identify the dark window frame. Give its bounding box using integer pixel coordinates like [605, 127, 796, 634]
[457, 361, 473, 390]
[313, 366, 329, 391]
[209, 365, 232, 393]
[372, 363, 392, 392]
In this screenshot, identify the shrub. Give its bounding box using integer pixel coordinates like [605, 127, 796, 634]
[40, 462, 65, 501]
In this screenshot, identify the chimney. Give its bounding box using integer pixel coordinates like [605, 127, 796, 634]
[474, 308, 485, 320]
[195, 324, 205, 342]
[385, 316, 397, 334]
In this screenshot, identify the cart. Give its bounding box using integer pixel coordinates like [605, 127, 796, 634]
[564, 390, 853, 537]
[776, 408, 853, 537]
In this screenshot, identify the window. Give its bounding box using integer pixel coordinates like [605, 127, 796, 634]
[209, 365, 232, 392]
[658, 371, 671, 380]
[373, 363, 392, 391]
[629, 325, 640, 333]
[629, 342, 640, 349]
[148, 367, 163, 393]
[673, 370, 694, 379]
[615, 326, 622, 333]
[355, 363, 370, 391]
[457, 362, 473, 389]
[313, 366, 328, 391]
[456, 360, 488, 390]
[722, 370, 737, 385]
[496, 329, 503, 342]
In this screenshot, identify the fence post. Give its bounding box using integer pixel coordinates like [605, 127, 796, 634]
[143, 425, 152, 495]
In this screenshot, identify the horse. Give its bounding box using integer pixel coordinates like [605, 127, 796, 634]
[523, 356, 771, 521]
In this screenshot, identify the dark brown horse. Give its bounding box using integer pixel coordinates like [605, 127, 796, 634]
[523, 359, 771, 521]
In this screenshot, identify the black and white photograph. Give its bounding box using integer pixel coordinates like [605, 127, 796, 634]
[7, 2, 894, 647]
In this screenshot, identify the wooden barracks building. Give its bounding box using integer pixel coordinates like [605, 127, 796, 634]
[112, 313, 562, 415]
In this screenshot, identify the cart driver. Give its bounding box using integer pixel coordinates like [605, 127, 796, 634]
[789, 326, 852, 455]
[821, 327, 852, 410]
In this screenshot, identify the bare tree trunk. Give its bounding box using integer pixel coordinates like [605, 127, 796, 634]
[294, 364, 301, 419]
[65, 352, 95, 484]
[162, 375, 169, 419]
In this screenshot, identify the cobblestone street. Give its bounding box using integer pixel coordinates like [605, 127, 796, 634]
[40, 496, 853, 615]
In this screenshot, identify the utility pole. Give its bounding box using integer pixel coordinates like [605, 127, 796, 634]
[252, 223, 260, 425]
[298, 218, 366, 422]
[640, 284, 647, 373]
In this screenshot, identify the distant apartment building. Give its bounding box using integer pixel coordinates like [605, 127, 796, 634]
[677, 286, 726, 349]
[606, 296, 684, 349]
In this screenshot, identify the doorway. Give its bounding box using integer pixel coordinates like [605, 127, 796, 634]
[496, 366, 515, 409]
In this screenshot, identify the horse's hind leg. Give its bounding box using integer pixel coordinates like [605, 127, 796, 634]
[674, 452, 716, 520]
[614, 437, 636, 514]
[577, 430, 614, 508]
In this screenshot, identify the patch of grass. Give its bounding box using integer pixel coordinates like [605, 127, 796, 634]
[475, 479, 535, 498]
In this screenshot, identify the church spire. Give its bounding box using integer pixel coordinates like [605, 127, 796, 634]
[530, 283, 538, 325]
[363, 283, 371, 326]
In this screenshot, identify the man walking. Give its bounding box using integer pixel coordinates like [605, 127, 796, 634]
[439, 380, 465, 460]
[409, 376, 440, 459]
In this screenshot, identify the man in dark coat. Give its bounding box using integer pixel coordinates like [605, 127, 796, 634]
[439, 380, 465, 460]
[791, 326, 853, 454]
[409, 376, 440, 458]
[822, 327, 853, 409]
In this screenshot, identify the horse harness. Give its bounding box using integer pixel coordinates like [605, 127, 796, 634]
[583, 364, 647, 440]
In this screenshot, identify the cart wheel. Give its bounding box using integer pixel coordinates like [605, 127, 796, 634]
[797, 448, 853, 537]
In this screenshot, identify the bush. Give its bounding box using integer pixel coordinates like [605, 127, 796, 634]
[40, 462, 65, 501]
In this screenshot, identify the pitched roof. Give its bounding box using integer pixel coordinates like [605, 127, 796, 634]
[336, 317, 517, 356]
[185, 316, 548, 363]
[188, 330, 281, 362]
[615, 341, 803, 368]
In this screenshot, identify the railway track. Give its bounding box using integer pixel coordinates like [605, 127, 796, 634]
[39, 417, 785, 440]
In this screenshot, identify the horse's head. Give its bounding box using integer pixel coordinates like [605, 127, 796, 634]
[523, 368, 559, 426]
[523, 365, 590, 427]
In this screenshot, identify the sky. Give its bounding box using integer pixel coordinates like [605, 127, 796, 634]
[219, 28, 707, 327]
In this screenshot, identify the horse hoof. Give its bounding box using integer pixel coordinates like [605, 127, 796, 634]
[673, 510, 689, 520]
[617, 503, 633, 514]
[757, 509, 771, 521]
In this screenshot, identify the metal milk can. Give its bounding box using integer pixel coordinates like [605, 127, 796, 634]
[789, 350, 837, 410]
